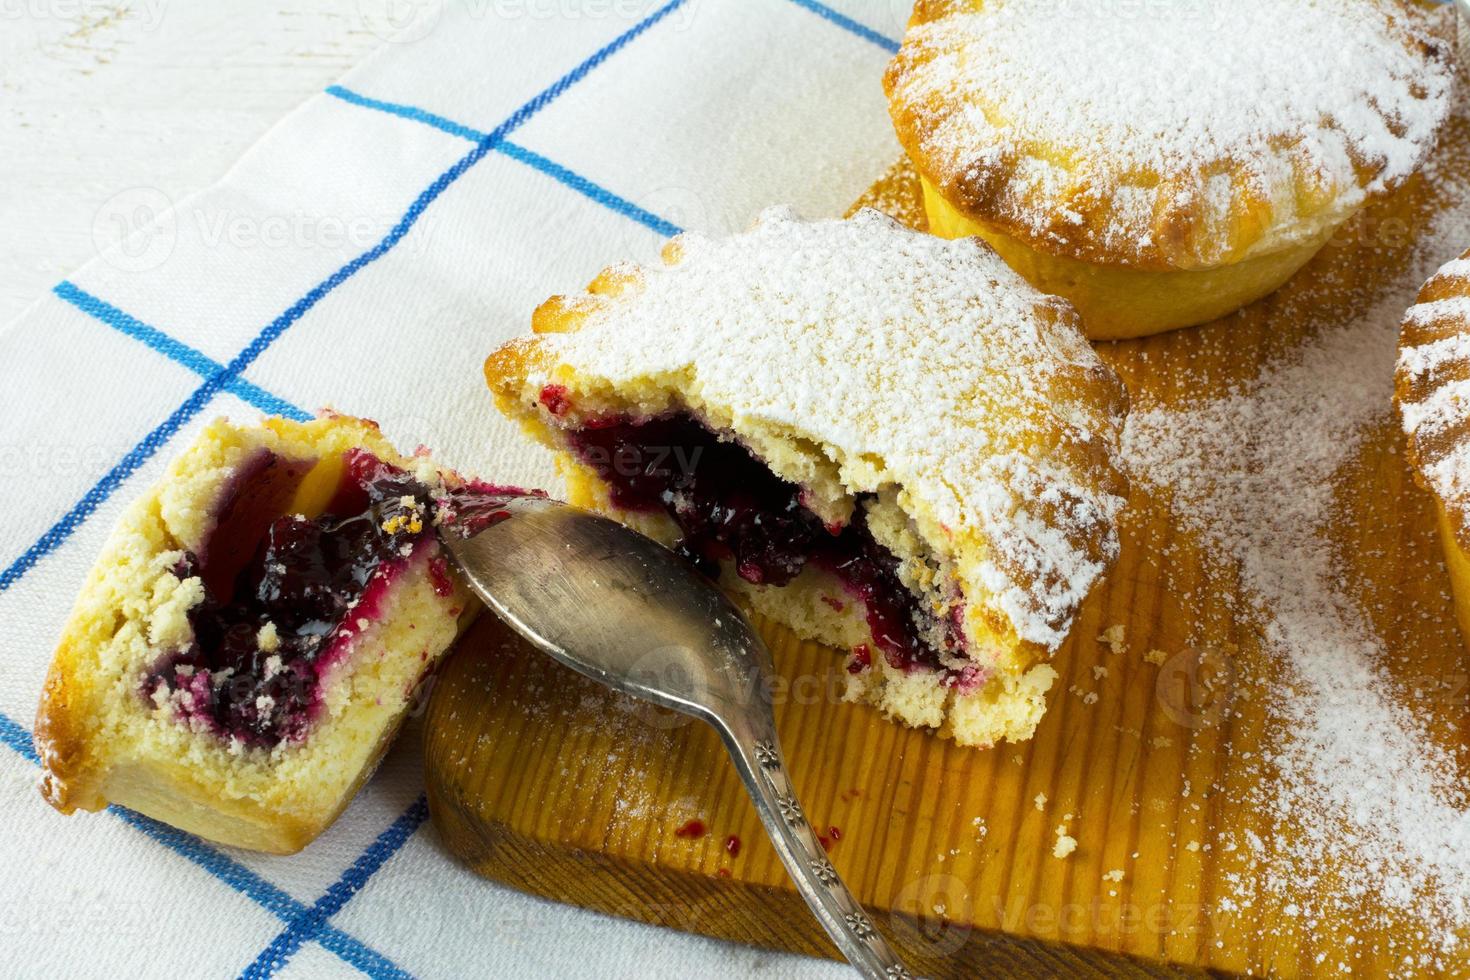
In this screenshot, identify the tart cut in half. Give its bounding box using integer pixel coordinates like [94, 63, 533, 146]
[885, 0, 1453, 339]
[1397, 250, 1470, 650]
[35, 414, 523, 853]
[485, 208, 1129, 747]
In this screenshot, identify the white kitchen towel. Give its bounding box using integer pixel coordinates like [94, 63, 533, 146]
[0, 1, 907, 976]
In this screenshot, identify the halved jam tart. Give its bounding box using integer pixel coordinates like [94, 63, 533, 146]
[35, 414, 523, 853]
[486, 208, 1130, 747]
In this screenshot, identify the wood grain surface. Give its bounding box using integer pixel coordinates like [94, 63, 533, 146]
[423, 94, 1470, 979]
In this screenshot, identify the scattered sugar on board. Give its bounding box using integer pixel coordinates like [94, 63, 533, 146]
[1120, 55, 1470, 967]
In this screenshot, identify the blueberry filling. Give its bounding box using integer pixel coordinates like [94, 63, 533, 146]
[144, 449, 517, 748]
[563, 414, 967, 676]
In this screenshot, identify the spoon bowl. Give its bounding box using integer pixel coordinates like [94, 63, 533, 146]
[448, 495, 770, 725]
[441, 496, 915, 979]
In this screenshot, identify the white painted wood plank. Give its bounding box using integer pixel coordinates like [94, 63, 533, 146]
[0, 0, 387, 324]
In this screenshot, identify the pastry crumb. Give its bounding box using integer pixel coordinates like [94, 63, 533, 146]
[1144, 648, 1169, 666]
[1053, 827, 1077, 859]
[1098, 624, 1127, 654]
[1034, 792, 1047, 811]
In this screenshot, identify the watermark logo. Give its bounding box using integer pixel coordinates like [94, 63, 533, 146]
[92, 186, 176, 273]
[1155, 645, 1236, 730]
[357, 0, 441, 43]
[91, 189, 422, 274]
[3, 0, 168, 31]
[610, 183, 709, 258]
[889, 873, 974, 956]
[615, 643, 710, 731]
[574, 441, 704, 488]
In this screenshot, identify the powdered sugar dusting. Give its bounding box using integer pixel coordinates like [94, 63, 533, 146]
[1399, 251, 1470, 524]
[1121, 72, 1470, 964]
[526, 207, 1127, 650]
[888, 0, 1452, 264]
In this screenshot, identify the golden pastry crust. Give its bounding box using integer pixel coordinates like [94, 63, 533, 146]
[1396, 250, 1470, 645]
[486, 208, 1129, 747]
[886, 0, 1452, 273]
[35, 414, 476, 854]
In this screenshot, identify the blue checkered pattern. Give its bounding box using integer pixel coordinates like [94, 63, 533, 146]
[1, 1, 898, 975]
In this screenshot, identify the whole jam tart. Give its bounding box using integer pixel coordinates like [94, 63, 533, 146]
[885, 0, 1453, 338]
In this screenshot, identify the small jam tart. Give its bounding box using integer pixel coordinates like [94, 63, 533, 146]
[35, 414, 522, 853]
[1397, 250, 1470, 649]
[885, 0, 1453, 339]
[485, 208, 1129, 748]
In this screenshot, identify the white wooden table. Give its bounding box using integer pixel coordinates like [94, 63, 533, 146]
[0, 2, 383, 324]
[0, 3, 846, 976]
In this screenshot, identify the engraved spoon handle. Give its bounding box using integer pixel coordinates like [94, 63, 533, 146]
[718, 711, 915, 980]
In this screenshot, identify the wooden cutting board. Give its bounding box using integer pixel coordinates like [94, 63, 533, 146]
[422, 103, 1470, 976]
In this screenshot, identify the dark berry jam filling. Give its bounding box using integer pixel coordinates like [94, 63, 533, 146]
[144, 449, 521, 748]
[563, 414, 966, 677]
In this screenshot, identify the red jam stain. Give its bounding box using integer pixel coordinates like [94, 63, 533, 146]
[847, 644, 872, 675]
[821, 595, 846, 612]
[674, 819, 707, 839]
[828, 825, 842, 842]
[723, 834, 742, 857]
[716, 868, 731, 879]
[144, 448, 524, 749]
[427, 556, 456, 598]
[538, 384, 572, 416]
[818, 832, 834, 852]
[563, 414, 968, 677]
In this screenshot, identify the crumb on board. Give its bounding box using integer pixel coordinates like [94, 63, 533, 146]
[1034, 793, 1047, 811]
[1098, 624, 1127, 654]
[1145, 648, 1169, 666]
[1053, 827, 1078, 859]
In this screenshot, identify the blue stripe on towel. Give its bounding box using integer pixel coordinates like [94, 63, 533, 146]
[0, 710, 412, 978]
[4, 4, 690, 976]
[240, 797, 431, 980]
[53, 282, 311, 421]
[784, 0, 900, 53]
[325, 86, 682, 239]
[0, 0, 688, 596]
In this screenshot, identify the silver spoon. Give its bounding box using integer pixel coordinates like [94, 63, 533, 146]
[441, 495, 917, 980]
